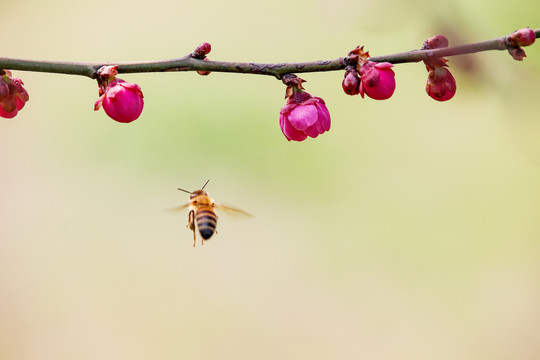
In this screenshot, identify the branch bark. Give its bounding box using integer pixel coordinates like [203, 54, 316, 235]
[0, 29, 538, 80]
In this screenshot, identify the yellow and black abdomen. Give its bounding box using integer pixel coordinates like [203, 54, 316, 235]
[195, 206, 218, 240]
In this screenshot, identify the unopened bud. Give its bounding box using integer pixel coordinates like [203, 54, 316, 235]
[359, 61, 396, 100]
[426, 67, 456, 101]
[193, 42, 212, 59]
[508, 28, 536, 47]
[342, 68, 361, 96]
[422, 35, 449, 50]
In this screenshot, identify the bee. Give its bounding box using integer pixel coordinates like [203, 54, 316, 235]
[173, 180, 251, 246]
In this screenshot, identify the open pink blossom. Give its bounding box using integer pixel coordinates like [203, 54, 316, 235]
[94, 79, 144, 123]
[280, 91, 331, 142]
[0, 75, 29, 119]
[359, 61, 396, 100]
[426, 67, 456, 101]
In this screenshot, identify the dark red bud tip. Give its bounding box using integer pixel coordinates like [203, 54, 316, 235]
[200, 42, 211, 54]
[193, 42, 212, 59]
[422, 35, 449, 50]
[342, 69, 361, 96]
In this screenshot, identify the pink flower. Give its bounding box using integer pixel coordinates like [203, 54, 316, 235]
[0, 73, 29, 119]
[359, 61, 396, 100]
[343, 46, 396, 100]
[426, 67, 456, 101]
[280, 91, 331, 142]
[94, 78, 144, 123]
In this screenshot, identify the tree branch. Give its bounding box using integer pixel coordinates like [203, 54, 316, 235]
[0, 29, 538, 80]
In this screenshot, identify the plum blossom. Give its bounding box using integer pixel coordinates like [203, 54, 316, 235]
[0, 71, 29, 119]
[94, 66, 144, 123]
[280, 75, 330, 142]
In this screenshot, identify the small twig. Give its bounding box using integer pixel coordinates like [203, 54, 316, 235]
[0, 29, 538, 80]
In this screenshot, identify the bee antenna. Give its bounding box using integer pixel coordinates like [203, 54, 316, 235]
[177, 187, 192, 194]
[201, 179, 210, 190]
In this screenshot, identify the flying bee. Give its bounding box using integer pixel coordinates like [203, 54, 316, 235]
[172, 180, 251, 247]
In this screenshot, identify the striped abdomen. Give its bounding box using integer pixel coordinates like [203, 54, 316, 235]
[195, 206, 218, 240]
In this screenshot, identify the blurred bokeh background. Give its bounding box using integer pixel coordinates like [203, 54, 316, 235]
[1, 0, 540, 359]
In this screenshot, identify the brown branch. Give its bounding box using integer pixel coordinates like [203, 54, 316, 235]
[0, 28, 537, 80]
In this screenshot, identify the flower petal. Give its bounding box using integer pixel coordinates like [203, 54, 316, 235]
[288, 104, 317, 131]
[0, 105, 18, 118]
[94, 94, 104, 111]
[282, 115, 308, 141]
[315, 101, 331, 131]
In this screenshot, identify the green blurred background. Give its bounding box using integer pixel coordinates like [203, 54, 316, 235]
[1, 0, 540, 359]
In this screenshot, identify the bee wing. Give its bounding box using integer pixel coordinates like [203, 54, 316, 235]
[214, 203, 253, 217]
[168, 203, 191, 212]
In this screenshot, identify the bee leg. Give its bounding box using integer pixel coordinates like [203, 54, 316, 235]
[187, 210, 196, 247]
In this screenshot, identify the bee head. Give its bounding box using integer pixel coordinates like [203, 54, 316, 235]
[190, 189, 208, 198]
[177, 180, 210, 198]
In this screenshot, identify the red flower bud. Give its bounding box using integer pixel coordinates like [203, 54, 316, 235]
[422, 35, 449, 50]
[280, 90, 331, 142]
[508, 28, 536, 47]
[426, 67, 456, 101]
[0, 73, 29, 119]
[359, 61, 396, 100]
[193, 42, 212, 59]
[199, 42, 211, 55]
[342, 69, 361, 95]
[94, 79, 144, 123]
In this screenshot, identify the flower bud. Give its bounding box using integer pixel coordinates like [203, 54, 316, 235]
[342, 68, 361, 96]
[426, 67, 456, 101]
[422, 35, 449, 50]
[193, 42, 212, 59]
[94, 78, 144, 123]
[0, 73, 29, 119]
[359, 61, 396, 100]
[508, 28, 536, 47]
[280, 87, 330, 142]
